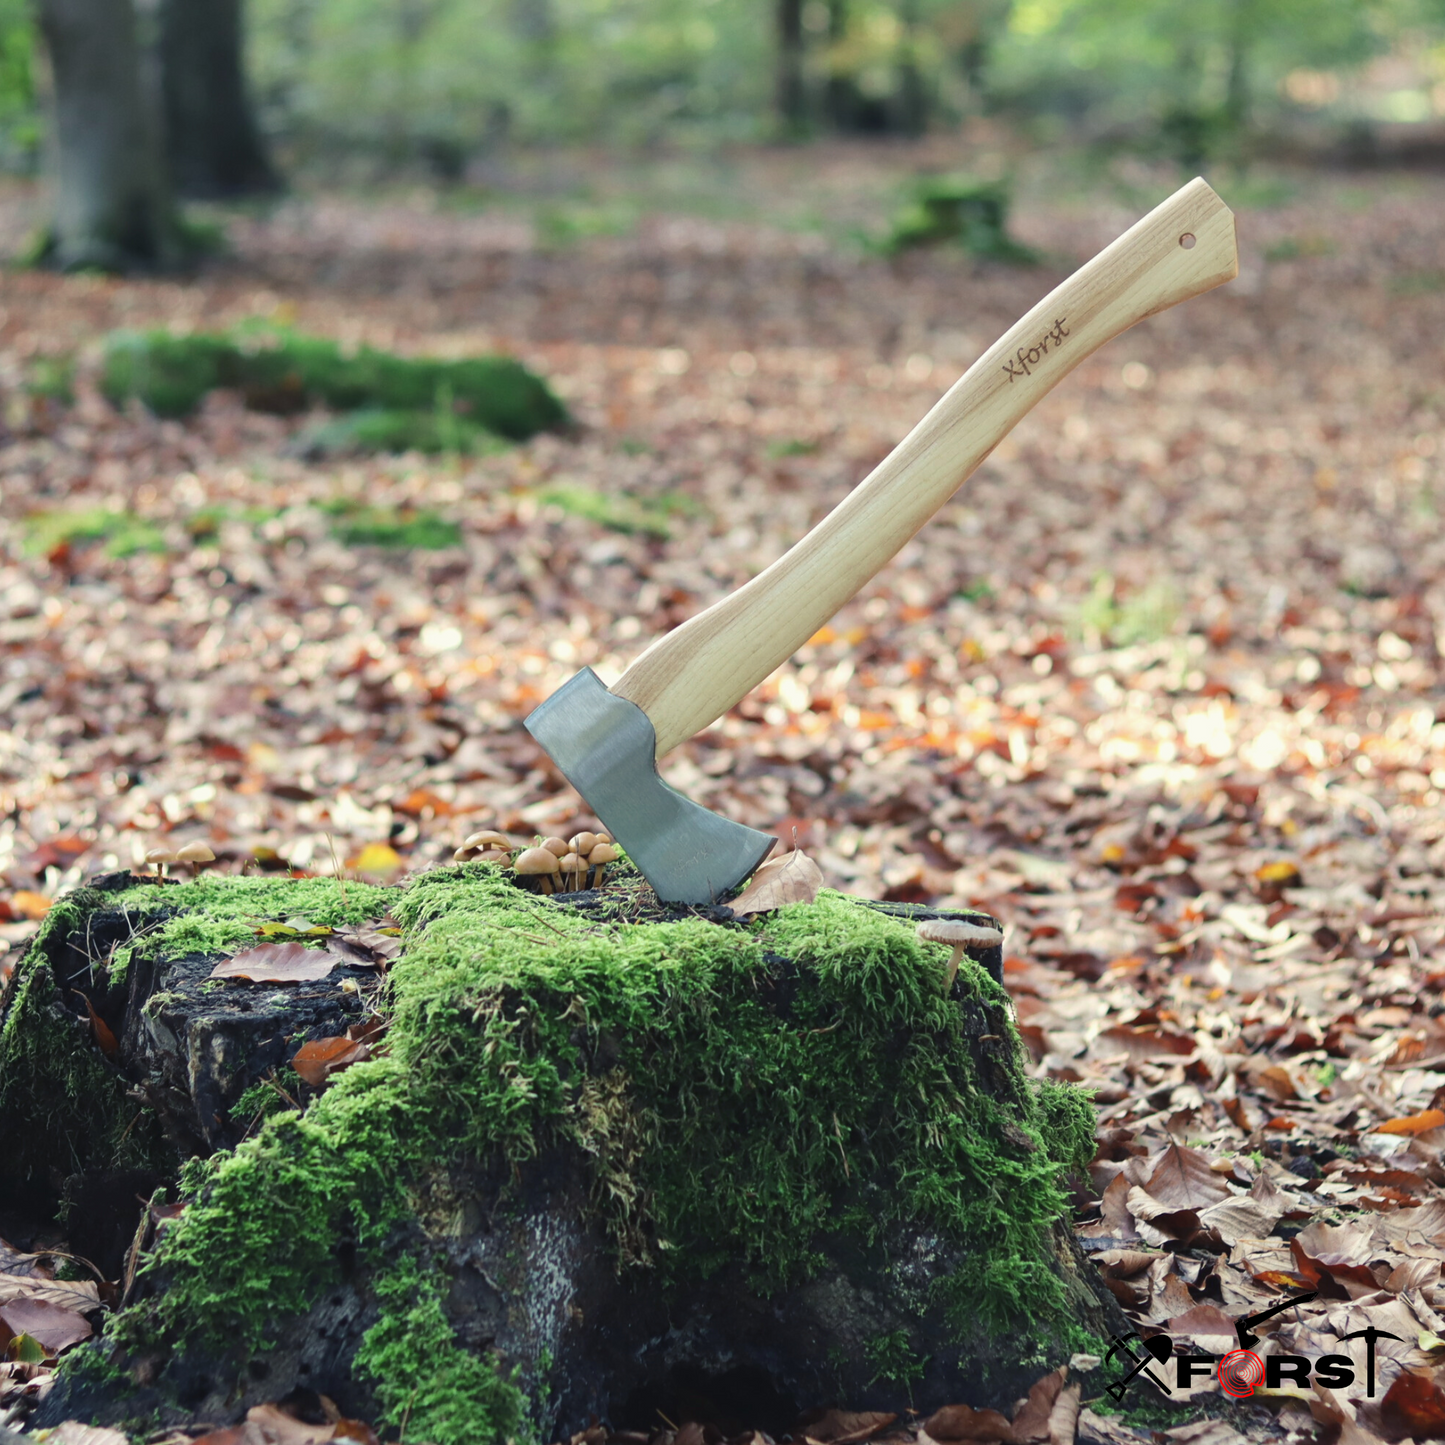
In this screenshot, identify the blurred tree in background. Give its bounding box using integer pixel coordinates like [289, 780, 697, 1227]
[6, 0, 1445, 265]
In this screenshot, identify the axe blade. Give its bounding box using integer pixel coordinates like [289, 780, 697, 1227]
[525, 668, 776, 905]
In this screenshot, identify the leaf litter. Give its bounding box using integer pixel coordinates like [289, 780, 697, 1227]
[0, 154, 1444, 1440]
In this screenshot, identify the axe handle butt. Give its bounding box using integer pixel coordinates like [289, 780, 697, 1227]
[613, 177, 1238, 758]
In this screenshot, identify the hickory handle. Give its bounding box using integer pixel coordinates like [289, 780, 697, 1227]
[614, 176, 1238, 758]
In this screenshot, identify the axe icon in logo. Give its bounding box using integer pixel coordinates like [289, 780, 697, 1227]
[1105, 1291, 1402, 1400]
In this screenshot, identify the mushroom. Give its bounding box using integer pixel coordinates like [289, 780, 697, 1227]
[587, 841, 619, 889]
[477, 848, 511, 865]
[514, 847, 561, 894]
[558, 852, 584, 891]
[541, 837, 570, 858]
[452, 845, 477, 862]
[568, 831, 598, 859]
[464, 830, 512, 852]
[594, 831, 612, 845]
[176, 841, 216, 880]
[916, 918, 1005, 995]
[145, 846, 179, 879]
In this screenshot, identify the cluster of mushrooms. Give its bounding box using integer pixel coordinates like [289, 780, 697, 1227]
[453, 829, 620, 894]
[144, 841, 216, 879]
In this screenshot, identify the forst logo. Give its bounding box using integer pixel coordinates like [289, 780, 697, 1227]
[1105, 1291, 1399, 1400]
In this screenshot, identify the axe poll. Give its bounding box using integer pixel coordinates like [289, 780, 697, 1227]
[527, 177, 1237, 903]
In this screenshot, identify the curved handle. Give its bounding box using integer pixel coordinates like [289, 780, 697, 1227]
[614, 176, 1237, 757]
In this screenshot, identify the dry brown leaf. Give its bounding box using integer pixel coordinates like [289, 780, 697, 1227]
[1046, 1383, 1081, 1445]
[1378, 1109, 1445, 1136]
[1144, 1143, 1232, 1211]
[1163, 1303, 1238, 1350]
[292, 1035, 372, 1088]
[1380, 1370, 1445, 1439]
[50, 1425, 132, 1445]
[210, 942, 337, 984]
[0, 1274, 99, 1311]
[244, 1403, 339, 1445]
[922, 1405, 1017, 1444]
[727, 851, 823, 916]
[1011, 1367, 1066, 1443]
[0, 1296, 93, 1353]
[1197, 1191, 1283, 1247]
[83, 996, 119, 1059]
[797, 1411, 897, 1445]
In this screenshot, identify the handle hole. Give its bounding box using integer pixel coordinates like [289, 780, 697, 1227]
[1180, 232, 1197, 249]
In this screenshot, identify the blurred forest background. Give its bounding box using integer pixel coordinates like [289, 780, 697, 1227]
[10, 0, 1445, 271]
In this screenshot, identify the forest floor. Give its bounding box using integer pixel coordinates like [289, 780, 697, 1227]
[3, 142, 1445, 1442]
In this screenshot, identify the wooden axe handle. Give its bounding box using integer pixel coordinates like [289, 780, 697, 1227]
[613, 176, 1237, 757]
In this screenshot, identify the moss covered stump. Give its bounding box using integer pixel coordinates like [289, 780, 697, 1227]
[0, 865, 1122, 1441]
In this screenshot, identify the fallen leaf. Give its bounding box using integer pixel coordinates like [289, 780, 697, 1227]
[1164, 1303, 1238, 1350]
[1012, 1367, 1066, 1443]
[346, 842, 403, 880]
[0, 1274, 99, 1312]
[1047, 1383, 1081, 1445]
[0, 1296, 92, 1352]
[6, 890, 51, 921]
[244, 1403, 338, 1444]
[1377, 1109, 1445, 1136]
[1380, 1370, 1445, 1439]
[330, 926, 403, 965]
[797, 1411, 896, 1445]
[210, 942, 337, 984]
[922, 1405, 1017, 1443]
[82, 997, 118, 1059]
[727, 850, 824, 916]
[292, 1036, 372, 1089]
[50, 1425, 132, 1445]
[1144, 1143, 1231, 1211]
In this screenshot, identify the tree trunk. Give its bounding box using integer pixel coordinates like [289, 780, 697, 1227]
[35, 0, 182, 270]
[775, 0, 806, 135]
[159, 0, 278, 198]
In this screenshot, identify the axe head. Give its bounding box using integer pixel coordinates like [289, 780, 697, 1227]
[524, 668, 776, 904]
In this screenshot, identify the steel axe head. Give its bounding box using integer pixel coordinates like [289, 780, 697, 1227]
[524, 668, 775, 904]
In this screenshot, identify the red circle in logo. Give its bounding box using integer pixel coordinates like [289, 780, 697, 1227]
[1217, 1349, 1265, 1398]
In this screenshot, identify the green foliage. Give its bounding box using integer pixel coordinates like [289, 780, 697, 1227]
[536, 483, 698, 539]
[319, 499, 464, 549]
[27, 355, 75, 405]
[100, 327, 567, 443]
[22, 509, 167, 559]
[354, 1257, 530, 1445]
[865, 1328, 929, 1390]
[884, 177, 1037, 263]
[1073, 573, 1179, 648]
[299, 407, 506, 457]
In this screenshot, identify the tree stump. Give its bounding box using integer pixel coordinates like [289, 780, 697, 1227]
[0, 865, 1124, 1441]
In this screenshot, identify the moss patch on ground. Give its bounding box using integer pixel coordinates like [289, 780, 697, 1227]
[100, 327, 567, 445]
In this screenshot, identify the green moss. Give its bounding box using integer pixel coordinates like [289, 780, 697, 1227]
[882, 177, 1038, 263]
[0, 888, 172, 1196]
[100, 327, 566, 443]
[103, 874, 396, 982]
[23, 508, 168, 558]
[48, 867, 1092, 1431]
[536, 484, 699, 540]
[354, 1256, 530, 1445]
[320, 499, 464, 548]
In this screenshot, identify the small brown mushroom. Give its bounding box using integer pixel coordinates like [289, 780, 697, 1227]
[587, 841, 619, 889]
[145, 846, 179, 879]
[568, 831, 598, 859]
[176, 841, 216, 880]
[558, 852, 584, 891]
[453, 845, 478, 862]
[464, 830, 512, 852]
[916, 918, 1004, 995]
[477, 848, 511, 865]
[541, 837, 570, 858]
[594, 831, 612, 846]
[515, 847, 561, 894]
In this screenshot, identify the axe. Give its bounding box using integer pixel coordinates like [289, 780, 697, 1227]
[526, 178, 1237, 903]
